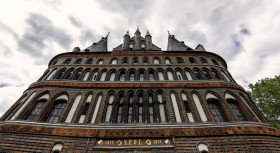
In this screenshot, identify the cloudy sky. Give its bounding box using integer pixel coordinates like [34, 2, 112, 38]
[0, 0, 280, 116]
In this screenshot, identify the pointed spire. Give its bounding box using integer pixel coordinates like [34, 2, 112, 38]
[106, 32, 110, 38]
[135, 26, 141, 34]
[124, 30, 130, 36]
[81, 34, 108, 52]
[146, 30, 151, 36]
[167, 32, 194, 51]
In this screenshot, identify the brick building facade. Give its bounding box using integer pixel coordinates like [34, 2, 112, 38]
[1, 28, 280, 152]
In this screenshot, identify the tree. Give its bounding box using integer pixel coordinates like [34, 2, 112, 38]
[247, 75, 280, 128]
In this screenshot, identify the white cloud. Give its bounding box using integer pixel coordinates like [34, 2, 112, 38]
[1, 0, 280, 116]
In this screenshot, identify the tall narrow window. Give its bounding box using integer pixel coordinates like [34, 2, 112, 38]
[194, 70, 203, 80]
[109, 72, 116, 81]
[83, 71, 90, 81]
[117, 95, 124, 123]
[167, 71, 174, 80]
[182, 93, 194, 122]
[79, 94, 92, 123]
[185, 71, 193, 80]
[100, 71, 107, 81]
[91, 95, 102, 124]
[149, 72, 154, 81]
[221, 71, 231, 82]
[211, 70, 221, 80]
[158, 93, 166, 122]
[128, 106, 133, 123]
[140, 72, 144, 81]
[192, 94, 207, 122]
[120, 73, 126, 81]
[227, 99, 246, 121]
[63, 69, 74, 80]
[138, 94, 143, 123]
[105, 95, 114, 122]
[26, 99, 46, 121]
[176, 71, 183, 80]
[46, 100, 67, 123]
[203, 70, 212, 80]
[130, 73, 135, 81]
[170, 93, 182, 122]
[65, 95, 82, 123]
[92, 72, 98, 81]
[55, 69, 66, 80]
[73, 69, 82, 80]
[149, 106, 154, 123]
[46, 69, 58, 80]
[207, 99, 227, 122]
[158, 71, 164, 81]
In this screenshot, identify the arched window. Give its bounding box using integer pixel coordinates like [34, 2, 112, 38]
[132, 57, 138, 64]
[165, 57, 171, 64]
[139, 72, 144, 81]
[158, 93, 166, 122]
[192, 94, 207, 122]
[111, 59, 117, 64]
[122, 57, 128, 64]
[78, 94, 92, 123]
[153, 58, 160, 64]
[142, 57, 149, 64]
[128, 94, 134, 123]
[182, 93, 194, 122]
[197, 143, 209, 153]
[46, 68, 58, 80]
[211, 69, 221, 80]
[74, 58, 82, 64]
[65, 95, 82, 123]
[26, 99, 47, 121]
[189, 57, 197, 64]
[130, 73, 135, 81]
[138, 93, 143, 123]
[54, 69, 67, 80]
[185, 71, 192, 80]
[105, 94, 114, 122]
[148, 94, 154, 123]
[91, 95, 102, 124]
[200, 57, 208, 64]
[203, 70, 212, 80]
[82, 70, 91, 81]
[38, 70, 50, 81]
[227, 99, 246, 121]
[176, 57, 184, 64]
[170, 93, 182, 122]
[207, 99, 227, 122]
[109, 72, 116, 81]
[92, 72, 98, 81]
[63, 69, 74, 80]
[120, 72, 126, 81]
[176, 71, 183, 80]
[212, 59, 219, 65]
[117, 95, 124, 123]
[63, 58, 71, 64]
[85, 58, 93, 64]
[46, 100, 67, 123]
[73, 69, 82, 80]
[97, 59, 104, 65]
[158, 71, 164, 81]
[167, 71, 174, 80]
[194, 69, 203, 80]
[52, 143, 63, 153]
[149, 71, 154, 81]
[221, 71, 231, 82]
[100, 71, 107, 81]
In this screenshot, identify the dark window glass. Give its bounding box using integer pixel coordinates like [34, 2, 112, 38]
[176, 57, 184, 64]
[46, 100, 67, 123]
[211, 70, 221, 79]
[212, 59, 219, 65]
[64, 69, 74, 79]
[203, 70, 212, 79]
[129, 96, 133, 104]
[26, 100, 46, 121]
[128, 106, 133, 123]
[86, 58, 93, 64]
[81, 103, 90, 115]
[149, 72, 154, 81]
[73, 70, 82, 80]
[184, 101, 191, 113]
[189, 57, 197, 64]
[207, 99, 227, 122]
[117, 106, 123, 123]
[122, 58, 128, 64]
[143, 57, 148, 64]
[120, 73, 125, 81]
[149, 106, 154, 123]
[63, 58, 71, 64]
[148, 95, 153, 103]
[133, 57, 138, 64]
[74, 58, 82, 64]
[139, 106, 143, 123]
[200, 57, 208, 63]
[140, 73, 144, 81]
[194, 70, 203, 80]
[55, 69, 66, 79]
[130, 73, 135, 81]
[227, 99, 246, 121]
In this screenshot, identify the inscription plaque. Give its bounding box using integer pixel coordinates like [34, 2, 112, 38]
[95, 138, 173, 148]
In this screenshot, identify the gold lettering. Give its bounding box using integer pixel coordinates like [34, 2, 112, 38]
[146, 139, 151, 146]
[134, 139, 137, 145]
[124, 139, 127, 145]
[129, 139, 132, 145]
[139, 139, 143, 145]
[117, 140, 122, 146]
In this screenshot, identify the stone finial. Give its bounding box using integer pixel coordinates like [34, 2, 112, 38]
[195, 44, 206, 51]
[72, 47, 81, 52]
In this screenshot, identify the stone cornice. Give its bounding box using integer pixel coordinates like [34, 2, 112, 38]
[28, 81, 245, 91]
